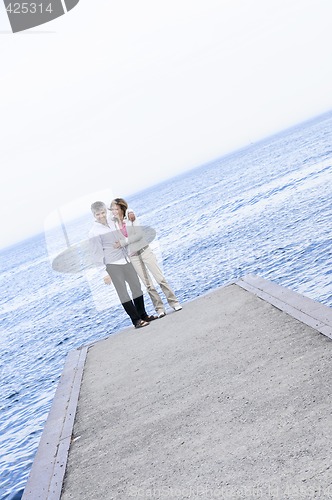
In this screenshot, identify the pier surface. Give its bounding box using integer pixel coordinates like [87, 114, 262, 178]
[22, 275, 332, 499]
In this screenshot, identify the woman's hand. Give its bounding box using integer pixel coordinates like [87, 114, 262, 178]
[113, 240, 121, 249]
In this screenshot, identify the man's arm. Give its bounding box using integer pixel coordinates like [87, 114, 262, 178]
[104, 275, 112, 285]
[127, 208, 136, 222]
[89, 232, 111, 283]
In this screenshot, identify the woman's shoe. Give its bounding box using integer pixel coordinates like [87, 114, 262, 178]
[135, 319, 150, 329]
[173, 305, 182, 311]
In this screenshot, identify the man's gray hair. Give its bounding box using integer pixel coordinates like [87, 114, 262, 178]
[91, 201, 107, 214]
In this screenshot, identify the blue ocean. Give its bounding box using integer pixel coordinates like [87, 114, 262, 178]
[1, 111, 332, 499]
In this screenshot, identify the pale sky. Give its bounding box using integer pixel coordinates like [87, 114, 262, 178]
[1, 0, 332, 249]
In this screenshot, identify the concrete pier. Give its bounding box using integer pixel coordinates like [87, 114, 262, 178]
[22, 275, 332, 499]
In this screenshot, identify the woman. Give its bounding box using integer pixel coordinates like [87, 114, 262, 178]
[110, 198, 182, 318]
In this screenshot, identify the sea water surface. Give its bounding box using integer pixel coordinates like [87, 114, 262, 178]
[1, 111, 332, 499]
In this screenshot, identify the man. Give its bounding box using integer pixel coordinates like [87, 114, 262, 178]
[89, 201, 156, 328]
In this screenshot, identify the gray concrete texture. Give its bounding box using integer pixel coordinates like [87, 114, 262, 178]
[59, 279, 332, 500]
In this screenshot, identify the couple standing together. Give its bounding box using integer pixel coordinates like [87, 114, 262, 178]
[89, 198, 182, 329]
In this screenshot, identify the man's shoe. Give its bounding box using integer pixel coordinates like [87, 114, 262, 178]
[135, 319, 150, 329]
[142, 314, 158, 322]
[173, 305, 182, 311]
[158, 312, 166, 318]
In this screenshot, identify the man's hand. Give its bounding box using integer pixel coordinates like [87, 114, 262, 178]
[128, 210, 136, 222]
[104, 275, 112, 285]
[113, 240, 121, 249]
